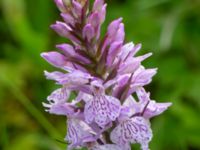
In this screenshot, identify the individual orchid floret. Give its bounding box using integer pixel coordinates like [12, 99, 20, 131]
[47, 87, 70, 103]
[112, 66, 157, 100]
[110, 117, 152, 150]
[120, 88, 172, 120]
[41, 0, 172, 149]
[43, 88, 76, 115]
[66, 118, 97, 149]
[135, 87, 172, 118]
[84, 81, 121, 127]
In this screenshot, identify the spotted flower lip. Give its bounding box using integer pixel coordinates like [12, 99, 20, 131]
[66, 118, 97, 149]
[84, 94, 121, 128]
[83, 81, 121, 127]
[110, 117, 152, 150]
[41, 0, 172, 149]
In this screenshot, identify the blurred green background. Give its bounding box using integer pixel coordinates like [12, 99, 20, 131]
[0, 0, 200, 149]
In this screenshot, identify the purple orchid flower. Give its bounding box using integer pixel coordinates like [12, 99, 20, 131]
[66, 118, 97, 149]
[110, 117, 152, 150]
[84, 81, 121, 128]
[41, 0, 172, 149]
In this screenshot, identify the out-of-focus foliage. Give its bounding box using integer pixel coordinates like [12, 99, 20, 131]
[0, 0, 199, 150]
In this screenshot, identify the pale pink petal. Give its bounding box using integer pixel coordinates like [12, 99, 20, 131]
[66, 118, 96, 147]
[111, 117, 152, 150]
[41, 52, 67, 68]
[84, 94, 121, 127]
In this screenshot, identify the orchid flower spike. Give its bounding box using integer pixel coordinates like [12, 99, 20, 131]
[41, 0, 172, 149]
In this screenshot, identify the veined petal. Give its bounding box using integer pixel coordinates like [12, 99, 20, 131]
[66, 118, 96, 148]
[111, 117, 152, 150]
[84, 94, 121, 127]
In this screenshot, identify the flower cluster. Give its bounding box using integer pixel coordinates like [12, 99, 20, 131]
[41, 0, 172, 150]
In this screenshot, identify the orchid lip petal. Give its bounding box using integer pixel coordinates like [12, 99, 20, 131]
[84, 94, 121, 128]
